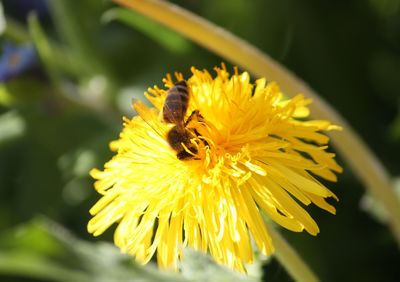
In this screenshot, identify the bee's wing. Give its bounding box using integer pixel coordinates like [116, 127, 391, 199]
[161, 97, 184, 126]
[132, 99, 152, 120]
[132, 99, 165, 138]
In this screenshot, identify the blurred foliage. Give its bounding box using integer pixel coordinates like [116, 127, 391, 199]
[0, 217, 260, 282]
[0, 0, 399, 281]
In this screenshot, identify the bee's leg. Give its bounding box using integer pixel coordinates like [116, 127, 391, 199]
[177, 148, 199, 160]
[193, 128, 210, 147]
[186, 110, 209, 148]
[185, 110, 204, 126]
[184, 110, 197, 126]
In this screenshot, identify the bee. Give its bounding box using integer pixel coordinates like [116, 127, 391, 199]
[162, 80, 202, 160]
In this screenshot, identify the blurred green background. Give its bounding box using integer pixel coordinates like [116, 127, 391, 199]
[1, 0, 399, 281]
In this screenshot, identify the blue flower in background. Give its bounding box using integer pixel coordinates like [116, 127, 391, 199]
[0, 42, 37, 82]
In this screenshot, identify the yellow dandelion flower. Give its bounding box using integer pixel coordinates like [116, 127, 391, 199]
[88, 65, 342, 272]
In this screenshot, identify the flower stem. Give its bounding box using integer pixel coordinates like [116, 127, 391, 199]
[113, 0, 400, 247]
[268, 226, 319, 282]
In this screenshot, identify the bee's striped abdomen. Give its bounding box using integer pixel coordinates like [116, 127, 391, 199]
[162, 80, 189, 125]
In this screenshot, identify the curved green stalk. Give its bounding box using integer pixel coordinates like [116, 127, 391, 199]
[268, 226, 319, 282]
[113, 0, 400, 247]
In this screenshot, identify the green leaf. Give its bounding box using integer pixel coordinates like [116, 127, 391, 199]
[47, 0, 105, 75]
[28, 13, 60, 80]
[181, 249, 262, 282]
[0, 219, 88, 282]
[0, 218, 264, 282]
[27, 13, 91, 79]
[102, 8, 191, 54]
[0, 252, 91, 282]
[0, 218, 192, 282]
[2, 16, 31, 43]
